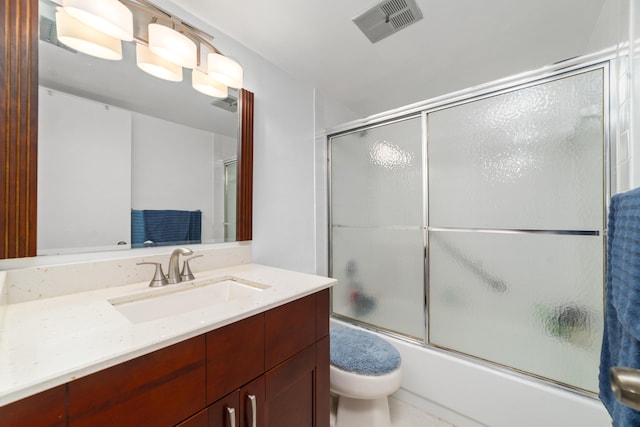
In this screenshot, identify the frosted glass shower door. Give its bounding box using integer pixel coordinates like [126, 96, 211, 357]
[427, 68, 605, 392]
[330, 116, 425, 339]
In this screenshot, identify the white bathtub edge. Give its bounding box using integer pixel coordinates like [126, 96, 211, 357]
[330, 318, 612, 427]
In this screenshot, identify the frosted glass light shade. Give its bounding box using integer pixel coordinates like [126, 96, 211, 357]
[56, 9, 122, 60]
[62, 0, 133, 41]
[207, 53, 243, 88]
[148, 23, 197, 69]
[136, 44, 183, 82]
[192, 69, 228, 98]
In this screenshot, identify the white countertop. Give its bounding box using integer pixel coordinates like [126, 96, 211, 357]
[0, 263, 336, 406]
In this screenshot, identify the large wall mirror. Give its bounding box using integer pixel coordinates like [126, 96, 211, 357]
[1, 0, 253, 259]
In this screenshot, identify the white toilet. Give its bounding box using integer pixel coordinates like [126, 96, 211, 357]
[330, 326, 402, 427]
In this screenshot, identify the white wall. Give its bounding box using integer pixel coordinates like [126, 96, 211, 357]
[586, 0, 620, 53]
[144, 1, 319, 274]
[37, 87, 132, 254]
[630, 0, 640, 189]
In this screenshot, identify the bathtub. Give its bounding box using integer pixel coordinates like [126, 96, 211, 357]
[330, 318, 611, 427]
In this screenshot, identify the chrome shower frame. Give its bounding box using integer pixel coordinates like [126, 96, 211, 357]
[326, 47, 616, 397]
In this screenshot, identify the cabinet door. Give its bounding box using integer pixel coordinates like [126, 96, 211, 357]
[207, 313, 265, 404]
[315, 335, 330, 427]
[209, 390, 239, 427]
[68, 336, 206, 427]
[264, 345, 317, 427]
[239, 376, 265, 427]
[0, 385, 66, 427]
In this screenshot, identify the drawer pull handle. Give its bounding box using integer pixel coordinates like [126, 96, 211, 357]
[248, 394, 257, 427]
[226, 407, 236, 427]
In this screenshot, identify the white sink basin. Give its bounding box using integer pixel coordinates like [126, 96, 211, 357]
[109, 277, 269, 324]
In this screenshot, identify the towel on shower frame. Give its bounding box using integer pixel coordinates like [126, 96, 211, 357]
[600, 186, 640, 426]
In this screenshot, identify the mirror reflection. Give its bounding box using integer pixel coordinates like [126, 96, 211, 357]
[37, 0, 240, 255]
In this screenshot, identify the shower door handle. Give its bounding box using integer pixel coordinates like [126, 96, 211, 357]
[610, 366, 640, 410]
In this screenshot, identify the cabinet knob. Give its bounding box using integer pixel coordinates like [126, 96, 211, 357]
[226, 407, 236, 427]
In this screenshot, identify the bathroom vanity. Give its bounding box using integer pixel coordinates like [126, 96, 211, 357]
[0, 246, 335, 427]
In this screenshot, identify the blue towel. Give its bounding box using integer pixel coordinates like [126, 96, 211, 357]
[188, 210, 202, 243]
[131, 209, 146, 246]
[600, 187, 640, 426]
[131, 210, 202, 247]
[330, 326, 401, 375]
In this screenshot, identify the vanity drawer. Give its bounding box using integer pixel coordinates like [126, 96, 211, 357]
[265, 292, 323, 370]
[206, 313, 265, 404]
[68, 336, 206, 427]
[0, 384, 66, 427]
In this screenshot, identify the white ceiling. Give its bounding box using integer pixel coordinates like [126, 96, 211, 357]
[170, 0, 608, 117]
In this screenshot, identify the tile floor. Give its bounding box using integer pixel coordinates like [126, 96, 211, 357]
[330, 395, 455, 427]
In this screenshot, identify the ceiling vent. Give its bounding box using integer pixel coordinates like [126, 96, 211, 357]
[353, 0, 423, 43]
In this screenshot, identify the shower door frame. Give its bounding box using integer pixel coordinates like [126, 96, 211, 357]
[327, 49, 615, 396]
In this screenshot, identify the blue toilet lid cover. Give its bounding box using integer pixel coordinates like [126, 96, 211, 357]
[330, 326, 401, 375]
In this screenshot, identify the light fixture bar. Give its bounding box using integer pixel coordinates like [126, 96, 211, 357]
[51, 0, 244, 90]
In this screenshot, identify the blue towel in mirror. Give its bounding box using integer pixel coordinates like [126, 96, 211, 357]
[131, 209, 202, 247]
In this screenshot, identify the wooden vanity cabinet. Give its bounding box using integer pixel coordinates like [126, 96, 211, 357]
[207, 290, 330, 427]
[0, 289, 330, 427]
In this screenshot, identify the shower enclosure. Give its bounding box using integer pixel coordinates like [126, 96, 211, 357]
[329, 63, 608, 393]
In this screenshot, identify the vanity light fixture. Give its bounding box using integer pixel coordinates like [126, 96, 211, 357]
[61, 0, 134, 41]
[55, 8, 123, 60]
[207, 52, 243, 89]
[136, 43, 183, 82]
[192, 69, 228, 98]
[148, 23, 198, 69]
[53, 0, 244, 93]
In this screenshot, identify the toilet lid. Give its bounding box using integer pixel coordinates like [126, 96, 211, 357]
[330, 326, 401, 375]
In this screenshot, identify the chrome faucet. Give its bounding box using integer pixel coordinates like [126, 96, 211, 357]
[167, 247, 193, 284]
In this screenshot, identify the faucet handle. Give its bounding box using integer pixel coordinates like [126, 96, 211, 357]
[137, 262, 169, 287]
[180, 255, 203, 282]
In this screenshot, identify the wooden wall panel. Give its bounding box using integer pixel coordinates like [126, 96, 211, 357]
[1, 0, 38, 259]
[237, 89, 254, 241]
